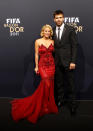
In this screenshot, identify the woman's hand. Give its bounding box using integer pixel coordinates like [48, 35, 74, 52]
[34, 67, 39, 74]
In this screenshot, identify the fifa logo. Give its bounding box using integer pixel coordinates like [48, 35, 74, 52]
[64, 17, 83, 33]
[4, 18, 24, 36]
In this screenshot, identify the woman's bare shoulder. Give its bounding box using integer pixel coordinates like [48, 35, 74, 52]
[50, 39, 54, 45]
[35, 38, 42, 46]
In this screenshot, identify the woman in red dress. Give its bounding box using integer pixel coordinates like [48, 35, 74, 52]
[10, 24, 58, 124]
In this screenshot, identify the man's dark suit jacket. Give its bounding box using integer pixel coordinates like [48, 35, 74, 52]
[53, 24, 78, 67]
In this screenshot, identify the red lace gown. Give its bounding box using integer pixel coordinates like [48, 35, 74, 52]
[10, 43, 58, 124]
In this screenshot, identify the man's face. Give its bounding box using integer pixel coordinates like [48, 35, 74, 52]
[54, 14, 64, 26]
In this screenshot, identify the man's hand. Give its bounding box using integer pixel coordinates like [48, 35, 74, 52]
[69, 63, 76, 70]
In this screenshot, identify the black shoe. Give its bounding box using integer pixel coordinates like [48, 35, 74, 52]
[57, 101, 62, 112]
[57, 101, 62, 108]
[58, 98, 65, 106]
[67, 100, 78, 116]
[70, 106, 77, 116]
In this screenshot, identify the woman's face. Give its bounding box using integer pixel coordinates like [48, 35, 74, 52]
[43, 27, 51, 38]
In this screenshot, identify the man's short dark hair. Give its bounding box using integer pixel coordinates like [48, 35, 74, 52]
[53, 10, 64, 18]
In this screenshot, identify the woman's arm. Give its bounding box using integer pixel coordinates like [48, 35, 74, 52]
[51, 40, 55, 57]
[51, 40, 54, 46]
[34, 40, 39, 74]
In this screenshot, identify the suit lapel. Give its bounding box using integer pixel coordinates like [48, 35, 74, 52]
[60, 24, 66, 41]
[53, 27, 57, 40]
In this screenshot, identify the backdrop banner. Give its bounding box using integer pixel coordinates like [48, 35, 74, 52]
[0, 0, 93, 99]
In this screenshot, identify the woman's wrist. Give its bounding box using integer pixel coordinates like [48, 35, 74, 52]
[35, 65, 38, 68]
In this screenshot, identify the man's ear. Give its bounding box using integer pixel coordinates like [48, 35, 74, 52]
[54, 18, 55, 22]
[63, 17, 64, 21]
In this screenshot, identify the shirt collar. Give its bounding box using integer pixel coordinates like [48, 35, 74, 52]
[56, 23, 64, 30]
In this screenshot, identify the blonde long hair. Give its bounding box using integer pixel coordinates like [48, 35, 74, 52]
[40, 24, 53, 39]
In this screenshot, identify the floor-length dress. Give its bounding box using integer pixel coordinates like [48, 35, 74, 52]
[10, 43, 58, 124]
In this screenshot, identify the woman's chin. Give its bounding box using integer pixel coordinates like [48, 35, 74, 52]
[44, 36, 50, 39]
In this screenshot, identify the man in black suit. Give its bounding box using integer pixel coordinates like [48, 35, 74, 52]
[52, 10, 78, 115]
